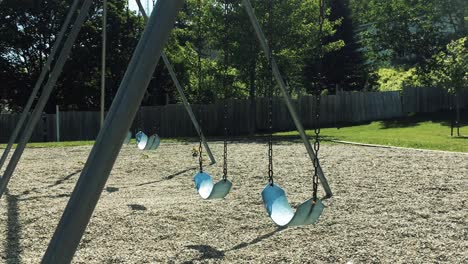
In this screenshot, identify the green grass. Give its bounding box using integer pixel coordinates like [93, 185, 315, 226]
[0, 140, 96, 149]
[2, 113, 467, 152]
[275, 116, 468, 153]
[0, 138, 186, 149]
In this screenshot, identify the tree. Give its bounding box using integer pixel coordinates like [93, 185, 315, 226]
[0, 0, 350, 111]
[0, 0, 144, 112]
[350, 0, 467, 68]
[320, 0, 371, 92]
[432, 37, 467, 136]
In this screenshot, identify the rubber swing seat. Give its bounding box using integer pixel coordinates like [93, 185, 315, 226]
[262, 183, 324, 226]
[136, 131, 160, 150]
[194, 172, 232, 199]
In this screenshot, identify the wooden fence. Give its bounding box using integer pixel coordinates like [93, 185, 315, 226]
[401, 87, 468, 113]
[0, 88, 466, 143]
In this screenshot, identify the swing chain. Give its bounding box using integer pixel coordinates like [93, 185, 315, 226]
[197, 0, 203, 173]
[222, 0, 229, 181]
[312, 86, 320, 201]
[267, 0, 274, 186]
[137, 107, 143, 132]
[223, 100, 228, 180]
[199, 117, 203, 172]
[268, 105, 273, 185]
[313, 0, 325, 201]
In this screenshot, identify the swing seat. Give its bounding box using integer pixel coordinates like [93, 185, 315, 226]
[194, 172, 232, 199]
[262, 184, 324, 227]
[124, 131, 132, 144]
[136, 131, 161, 150]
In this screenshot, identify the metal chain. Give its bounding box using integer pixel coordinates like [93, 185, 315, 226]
[267, 0, 274, 186]
[197, 0, 203, 173]
[223, 100, 228, 180]
[222, 0, 229, 181]
[138, 107, 142, 132]
[313, 0, 325, 202]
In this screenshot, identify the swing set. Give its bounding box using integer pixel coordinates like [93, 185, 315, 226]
[191, 0, 329, 227]
[0, 0, 333, 262]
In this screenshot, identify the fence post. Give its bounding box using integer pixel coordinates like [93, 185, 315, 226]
[56, 105, 60, 142]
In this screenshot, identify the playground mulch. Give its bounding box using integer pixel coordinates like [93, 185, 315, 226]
[1, 142, 467, 263]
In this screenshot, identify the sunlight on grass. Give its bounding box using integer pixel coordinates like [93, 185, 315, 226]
[1, 118, 466, 152]
[275, 121, 467, 152]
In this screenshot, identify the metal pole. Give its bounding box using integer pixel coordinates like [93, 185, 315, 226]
[242, 0, 332, 197]
[135, 0, 216, 164]
[0, 0, 81, 172]
[56, 105, 60, 142]
[42, 1, 183, 262]
[0, 0, 94, 199]
[100, 0, 107, 128]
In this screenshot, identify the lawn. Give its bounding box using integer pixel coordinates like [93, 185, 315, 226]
[2, 113, 467, 152]
[276, 115, 468, 153]
[0, 138, 184, 149]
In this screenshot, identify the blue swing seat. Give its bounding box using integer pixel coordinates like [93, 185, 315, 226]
[194, 172, 232, 199]
[262, 183, 324, 226]
[136, 131, 161, 150]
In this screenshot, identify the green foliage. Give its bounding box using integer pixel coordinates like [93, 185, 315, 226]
[0, 0, 144, 112]
[431, 37, 468, 94]
[351, 0, 467, 67]
[350, 0, 467, 90]
[376, 67, 422, 91]
[4, 0, 464, 109]
[317, 0, 371, 92]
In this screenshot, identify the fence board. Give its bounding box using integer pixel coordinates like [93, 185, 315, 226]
[3, 88, 466, 143]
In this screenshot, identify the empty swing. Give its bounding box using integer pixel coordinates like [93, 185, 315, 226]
[135, 108, 161, 150]
[136, 131, 160, 150]
[261, 0, 325, 227]
[194, 0, 232, 199]
[261, 80, 325, 226]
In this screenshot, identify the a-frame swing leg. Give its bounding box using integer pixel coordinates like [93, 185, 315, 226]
[135, 0, 216, 164]
[0, 0, 93, 200]
[0, 0, 81, 174]
[41, 1, 184, 262]
[241, 0, 333, 197]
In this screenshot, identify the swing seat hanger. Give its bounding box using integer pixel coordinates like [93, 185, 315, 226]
[194, 172, 232, 199]
[136, 131, 161, 150]
[262, 183, 324, 226]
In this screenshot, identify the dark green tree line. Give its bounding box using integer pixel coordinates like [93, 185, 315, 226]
[7, 0, 462, 112]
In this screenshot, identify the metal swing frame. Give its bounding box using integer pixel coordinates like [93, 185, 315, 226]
[41, 1, 185, 262]
[0, 0, 333, 261]
[0, 0, 82, 177]
[0, 0, 215, 199]
[0, 0, 91, 200]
